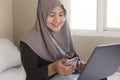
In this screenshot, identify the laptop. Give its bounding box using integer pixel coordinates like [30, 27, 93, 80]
[78, 43, 120, 80]
[50, 43, 120, 80]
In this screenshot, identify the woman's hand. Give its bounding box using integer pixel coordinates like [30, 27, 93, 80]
[76, 61, 86, 74]
[48, 58, 74, 77]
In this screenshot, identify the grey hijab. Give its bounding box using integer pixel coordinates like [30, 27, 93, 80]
[21, 0, 75, 62]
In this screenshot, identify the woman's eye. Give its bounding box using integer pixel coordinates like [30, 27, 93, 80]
[59, 14, 64, 17]
[49, 15, 55, 17]
[59, 13, 65, 17]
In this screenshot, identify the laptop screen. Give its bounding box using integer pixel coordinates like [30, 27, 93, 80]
[78, 43, 120, 80]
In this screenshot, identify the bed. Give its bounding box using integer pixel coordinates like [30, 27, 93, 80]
[0, 38, 26, 80]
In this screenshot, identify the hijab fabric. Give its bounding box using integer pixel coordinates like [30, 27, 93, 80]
[21, 0, 75, 62]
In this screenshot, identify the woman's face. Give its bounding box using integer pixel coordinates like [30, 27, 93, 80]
[46, 5, 65, 32]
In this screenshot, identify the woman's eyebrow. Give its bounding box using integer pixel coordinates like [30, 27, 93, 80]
[60, 11, 65, 14]
[51, 11, 64, 14]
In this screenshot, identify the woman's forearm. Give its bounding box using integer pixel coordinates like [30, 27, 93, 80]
[48, 63, 56, 77]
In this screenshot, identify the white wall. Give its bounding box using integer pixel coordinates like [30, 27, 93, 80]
[0, 0, 13, 40]
[13, 0, 38, 46]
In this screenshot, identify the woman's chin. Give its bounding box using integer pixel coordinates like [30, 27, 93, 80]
[51, 27, 62, 32]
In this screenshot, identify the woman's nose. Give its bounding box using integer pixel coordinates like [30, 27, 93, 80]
[54, 16, 60, 23]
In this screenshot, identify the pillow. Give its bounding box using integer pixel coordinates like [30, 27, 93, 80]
[0, 38, 21, 72]
[0, 66, 26, 80]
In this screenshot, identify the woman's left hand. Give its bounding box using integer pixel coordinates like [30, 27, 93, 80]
[76, 61, 86, 74]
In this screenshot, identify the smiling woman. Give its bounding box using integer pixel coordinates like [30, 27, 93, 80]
[20, 0, 83, 80]
[46, 5, 65, 32]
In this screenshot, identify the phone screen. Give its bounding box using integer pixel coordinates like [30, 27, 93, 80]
[65, 57, 79, 67]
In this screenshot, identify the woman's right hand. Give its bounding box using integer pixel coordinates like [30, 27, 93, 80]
[48, 58, 74, 77]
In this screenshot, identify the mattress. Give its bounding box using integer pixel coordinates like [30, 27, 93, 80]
[0, 66, 26, 80]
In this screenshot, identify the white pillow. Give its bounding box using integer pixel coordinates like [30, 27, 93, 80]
[0, 66, 26, 80]
[0, 38, 21, 72]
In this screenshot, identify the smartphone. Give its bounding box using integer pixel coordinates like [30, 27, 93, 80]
[64, 57, 79, 67]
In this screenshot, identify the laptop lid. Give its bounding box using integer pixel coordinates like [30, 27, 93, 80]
[78, 43, 120, 80]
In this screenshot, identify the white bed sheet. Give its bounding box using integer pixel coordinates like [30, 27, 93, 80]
[108, 72, 120, 80]
[0, 66, 26, 80]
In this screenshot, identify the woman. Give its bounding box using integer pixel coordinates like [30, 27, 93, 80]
[20, 0, 83, 80]
[20, 0, 106, 80]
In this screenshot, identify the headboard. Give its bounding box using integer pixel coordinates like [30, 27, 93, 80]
[0, 0, 13, 40]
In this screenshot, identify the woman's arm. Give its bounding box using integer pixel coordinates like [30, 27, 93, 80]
[20, 42, 75, 80]
[20, 42, 51, 80]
